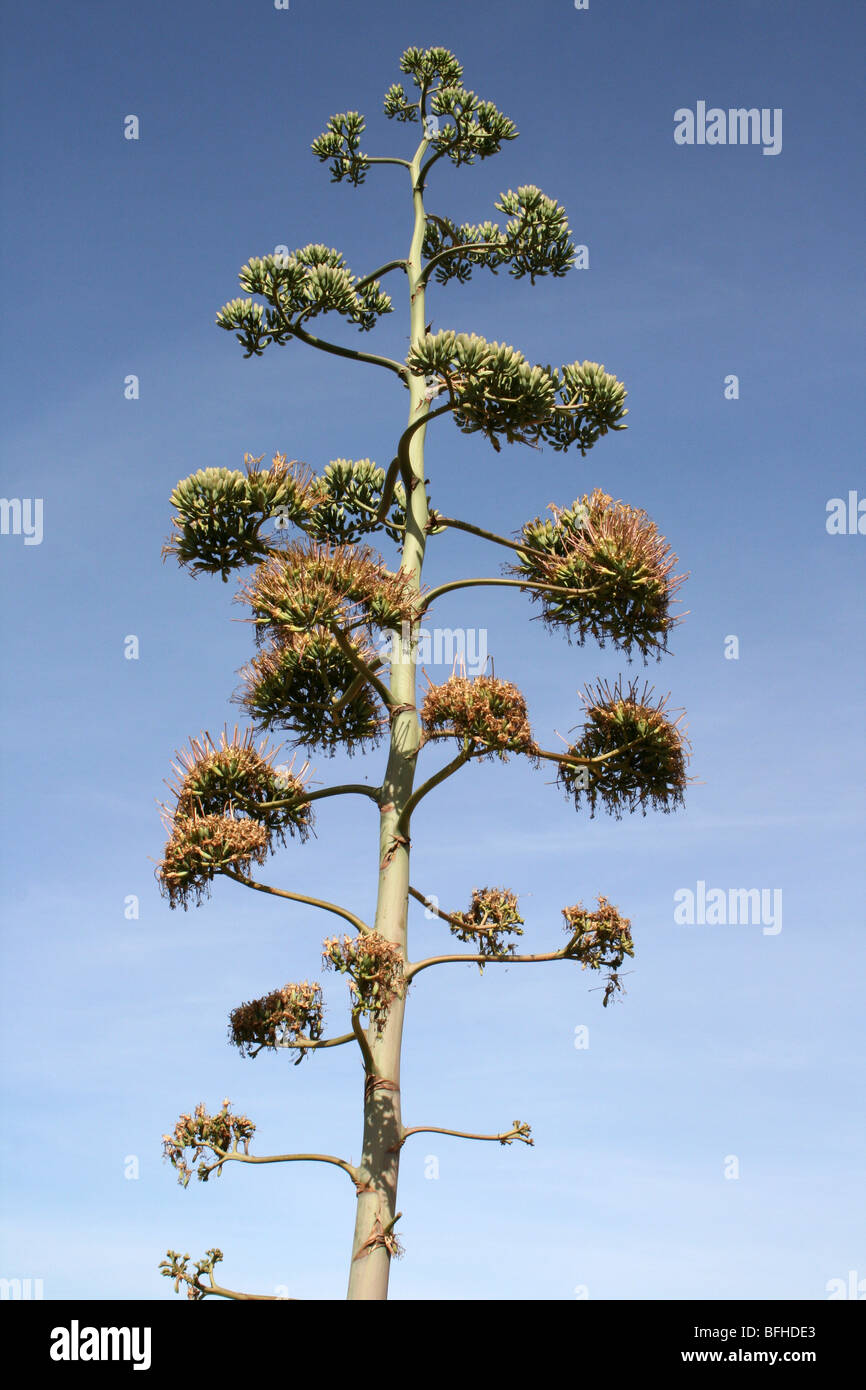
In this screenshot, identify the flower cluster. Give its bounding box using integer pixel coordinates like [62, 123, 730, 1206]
[311, 113, 372, 186]
[407, 331, 555, 451]
[228, 981, 325, 1061]
[449, 887, 525, 960]
[562, 896, 634, 1006]
[168, 728, 313, 841]
[421, 214, 504, 286]
[385, 44, 518, 176]
[406, 333, 626, 456]
[398, 45, 464, 93]
[162, 1100, 255, 1188]
[511, 489, 685, 660]
[421, 674, 537, 761]
[216, 245, 392, 355]
[421, 185, 575, 287]
[160, 1248, 224, 1301]
[322, 932, 404, 1029]
[557, 679, 689, 819]
[237, 627, 386, 755]
[424, 82, 518, 168]
[540, 360, 628, 454]
[165, 452, 411, 577]
[305, 458, 406, 545]
[156, 729, 311, 909]
[383, 81, 421, 123]
[157, 813, 270, 909]
[562, 897, 634, 970]
[234, 540, 416, 756]
[240, 540, 419, 639]
[164, 455, 315, 580]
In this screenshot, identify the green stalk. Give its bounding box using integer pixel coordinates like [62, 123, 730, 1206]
[345, 131, 431, 1300]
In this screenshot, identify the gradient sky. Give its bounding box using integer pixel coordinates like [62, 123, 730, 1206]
[1, 0, 863, 1301]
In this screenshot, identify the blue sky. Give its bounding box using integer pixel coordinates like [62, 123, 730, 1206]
[1, 0, 863, 1301]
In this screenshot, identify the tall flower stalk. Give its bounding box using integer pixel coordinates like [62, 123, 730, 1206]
[157, 45, 689, 1302]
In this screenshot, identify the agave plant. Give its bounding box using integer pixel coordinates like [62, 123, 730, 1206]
[156, 44, 689, 1302]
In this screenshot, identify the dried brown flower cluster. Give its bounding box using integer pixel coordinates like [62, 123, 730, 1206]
[511, 489, 685, 660]
[322, 932, 404, 1029]
[162, 1100, 256, 1187]
[562, 896, 634, 1006]
[157, 728, 311, 908]
[420, 674, 538, 761]
[158, 813, 270, 909]
[557, 678, 689, 818]
[562, 896, 634, 968]
[240, 540, 420, 639]
[237, 627, 386, 755]
[228, 980, 324, 1061]
[449, 887, 525, 959]
[168, 728, 313, 841]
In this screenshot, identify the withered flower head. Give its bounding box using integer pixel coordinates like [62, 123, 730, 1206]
[162, 1099, 256, 1187]
[449, 887, 525, 959]
[157, 813, 270, 909]
[562, 895, 634, 1006]
[167, 727, 313, 842]
[228, 980, 324, 1060]
[420, 674, 537, 761]
[163, 454, 317, 581]
[557, 678, 689, 819]
[511, 489, 685, 661]
[239, 539, 420, 639]
[322, 932, 403, 1030]
[562, 896, 634, 970]
[236, 627, 386, 756]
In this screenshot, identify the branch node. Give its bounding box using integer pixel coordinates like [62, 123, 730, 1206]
[380, 832, 410, 868]
[364, 1074, 401, 1103]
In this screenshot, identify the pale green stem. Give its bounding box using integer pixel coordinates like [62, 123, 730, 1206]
[345, 123, 434, 1302]
[419, 239, 509, 287]
[247, 1029, 362, 1065]
[395, 1122, 530, 1150]
[222, 868, 372, 936]
[375, 402, 454, 523]
[202, 1147, 358, 1183]
[329, 625, 396, 709]
[533, 737, 650, 768]
[196, 1281, 280, 1302]
[251, 1031, 355, 1055]
[431, 513, 552, 560]
[355, 259, 409, 291]
[422, 576, 597, 608]
[408, 884, 465, 931]
[237, 784, 380, 814]
[406, 941, 581, 983]
[270, 291, 408, 380]
[398, 744, 473, 831]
